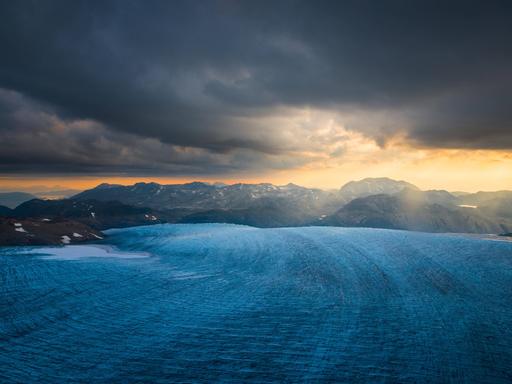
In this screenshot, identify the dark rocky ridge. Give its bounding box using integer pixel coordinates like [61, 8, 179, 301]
[0, 217, 102, 246]
[11, 198, 189, 230]
[0, 199, 190, 246]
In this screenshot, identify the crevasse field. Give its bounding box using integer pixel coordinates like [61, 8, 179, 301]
[1, 224, 512, 383]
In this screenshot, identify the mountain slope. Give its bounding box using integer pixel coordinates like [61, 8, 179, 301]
[458, 190, 512, 206]
[477, 196, 512, 220]
[323, 193, 511, 233]
[399, 188, 459, 207]
[179, 197, 319, 227]
[12, 199, 187, 230]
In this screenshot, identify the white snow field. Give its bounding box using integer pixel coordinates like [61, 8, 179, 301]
[1, 224, 511, 383]
[26, 244, 150, 260]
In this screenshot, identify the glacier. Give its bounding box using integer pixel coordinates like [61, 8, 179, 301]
[1, 224, 512, 383]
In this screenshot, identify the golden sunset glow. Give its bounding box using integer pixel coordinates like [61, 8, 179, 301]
[2, 144, 511, 193]
[1, 2, 511, 195]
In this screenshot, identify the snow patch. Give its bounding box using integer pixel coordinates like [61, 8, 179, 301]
[28, 245, 150, 260]
[61, 235, 71, 244]
[14, 222, 28, 233]
[72, 232, 83, 238]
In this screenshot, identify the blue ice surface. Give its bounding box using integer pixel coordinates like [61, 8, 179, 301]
[1, 224, 512, 383]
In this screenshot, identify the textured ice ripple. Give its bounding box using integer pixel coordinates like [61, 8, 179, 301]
[1, 224, 512, 383]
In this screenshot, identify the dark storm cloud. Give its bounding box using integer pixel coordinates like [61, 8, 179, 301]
[0, 0, 511, 174]
[0, 88, 306, 175]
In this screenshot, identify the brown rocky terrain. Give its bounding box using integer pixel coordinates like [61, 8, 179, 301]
[0, 218, 103, 246]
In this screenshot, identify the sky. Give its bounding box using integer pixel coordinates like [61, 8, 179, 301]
[0, 0, 511, 192]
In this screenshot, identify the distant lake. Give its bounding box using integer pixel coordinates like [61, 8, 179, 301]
[1, 224, 512, 383]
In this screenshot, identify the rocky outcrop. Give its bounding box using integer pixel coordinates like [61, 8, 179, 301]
[0, 218, 103, 246]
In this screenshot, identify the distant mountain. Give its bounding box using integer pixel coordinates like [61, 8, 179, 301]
[0, 192, 37, 208]
[34, 189, 82, 199]
[339, 177, 419, 201]
[0, 188, 81, 203]
[323, 192, 511, 233]
[458, 190, 512, 206]
[450, 191, 471, 197]
[73, 181, 342, 214]
[399, 188, 459, 207]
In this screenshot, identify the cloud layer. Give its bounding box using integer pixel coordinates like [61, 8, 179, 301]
[0, 0, 511, 175]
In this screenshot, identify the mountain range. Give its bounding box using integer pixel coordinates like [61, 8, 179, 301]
[1, 177, 511, 245]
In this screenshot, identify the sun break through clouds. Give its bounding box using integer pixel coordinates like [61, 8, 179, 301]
[0, 0, 511, 190]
